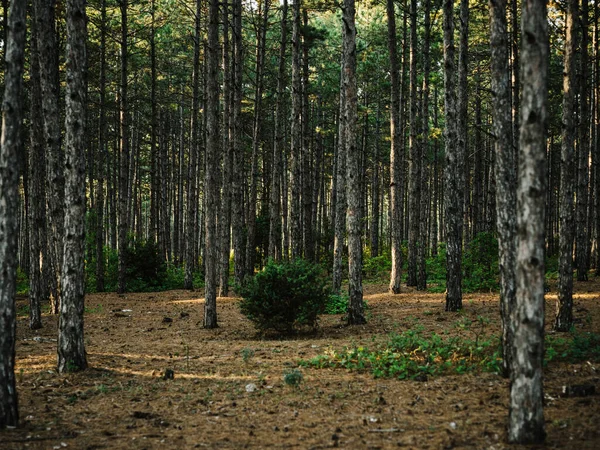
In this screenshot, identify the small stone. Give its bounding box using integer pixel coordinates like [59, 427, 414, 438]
[449, 422, 457, 430]
[245, 383, 257, 393]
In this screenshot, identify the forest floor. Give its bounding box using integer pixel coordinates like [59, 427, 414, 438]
[4, 279, 600, 450]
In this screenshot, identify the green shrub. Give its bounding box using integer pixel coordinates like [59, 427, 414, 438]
[324, 292, 368, 315]
[463, 232, 499, 292]
[16, 267, 29, 296]
[363, 254, 392, 281]
[238, 259, 329, 334]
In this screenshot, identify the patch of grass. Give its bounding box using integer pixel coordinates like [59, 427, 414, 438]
[241, 347, 255, 363]
[283, 369, 303, 387]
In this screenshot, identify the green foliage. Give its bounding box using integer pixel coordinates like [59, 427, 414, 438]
[545, 331, 600, 364]
[240, 347, 255, 363]
[462, 232, 499, 292]
[301, 326, 503, 380]
[426, 243, 447, 293]
[362, 254, 392, 281]
[325, 292, 349, 314]
[238, 259, 329, 334]
[283, 369, 303, 387]
[16, 267, 29, 296]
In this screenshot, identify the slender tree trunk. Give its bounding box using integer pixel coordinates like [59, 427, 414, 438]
[0, 0, 26, 427]
[576, 0, 590, 281]
[232, 0, 245, 285]
[247, 0, 270, 276]
[490, 0, 517, 377]
[96, 0, 107, 292]
[302, 8, 314, 262]
[343, 0, 365, 325]
[204, 0, 220, 329]
[443, 0, 463, 311]
[556, 0, 578, 332]
[33, 0, 63, 313]
[59, 0, 88, 373]
[458, 0, 470, 245]
[370, 102, 381, 257]
[117, 0, 129, 294]
[417, 0, 432, 291]
[509, 0, 548, 443]
[149, 0, 159, 248]
[219, 0, 233, 297]
[185, 0, 201, 290]
[290, 0, 303, 259]
[332, 52, 347, 294]
[269, 0, 288, 261]
[406, 0, 419, 287]
[28, 15, 46, 330]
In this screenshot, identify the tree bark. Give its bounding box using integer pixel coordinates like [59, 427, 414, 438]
[443, 0, 463, 311]
[509, 0, 548, 443]
[343, 0, 365, 325]
[556, 0, 578, 332]
[269, 0, 288, 261]
[58, 0, 88, 374]
[490, 0, 517, 377]
[387, 0, 403, 294]
[117, 0, 130, 294]
[204, 0, 220, 329]
[0, 0, 26, 427]
[185, 0, 201, 290]
[406, 0, 419, 287]
[33, 0, 63, 313]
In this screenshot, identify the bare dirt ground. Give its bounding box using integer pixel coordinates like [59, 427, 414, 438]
[3, 279, 600, 449]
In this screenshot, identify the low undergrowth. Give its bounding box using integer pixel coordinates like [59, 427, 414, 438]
[301, 326, 600, 381]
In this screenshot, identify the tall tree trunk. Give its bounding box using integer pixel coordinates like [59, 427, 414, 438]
[576, 0, 590, 281]
[219, 0, 233, 297]
[490, 0, 517, 377]
[0, 0, 26, 427]
[59, 0, 88, 374]
[117, 0, 129, 294]
[247, 0, 270, 276]
[458, 0, 470, 245]
[28, 15, 46, 330]
[204, 0, 220, 328]
[33, 0, 63, 313]
[96, 0, 107, 292]
[417, 0, 432, 292]
[232, 0, 245, 286]
[387, 0, 403, 294]
[406, 0, 420, 287]
[185, 0, 201, 290]
[443, 0, 463, 311]
[556, 0, 578, 332]
[302, 8, 314, 262]
[509, 0, 548, 443]
[343, 0, 365, 325]
[269, 0, 288, 261]
[332, 52, 347, 293]
[290, 0, 303, 259]
[149, 0, 159, 248]
[370, 102, 381, 257]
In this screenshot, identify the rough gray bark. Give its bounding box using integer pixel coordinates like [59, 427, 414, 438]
[290, 0, 302, 260]
[509, 0, 548, 443]
[204, 0, 220, 329]
[370, 102, 381, 258]
[268, 0, 288, 261]
[556, 0, 578, 332]
[218, 0, 232, 297]
[185, 0, 201, 290]
[58, 0, 88, 374]
[301, 8, 314, 263]
[387, 0, 403, 294]
[246, 0, 270, 276]
[149, 0, 159, 249]
[458, 0, 469, 243]
[33, 0, 63, 313]
[406, 0, 419, 288]
[0, 0, 26, 427]
[117, 0, 129, 294]
[443, 0, 463, 311]
[232, 0, 245, 285]
[343, 0, 365, 325]
[576, 0, 590, 281]
[96, 0, 107, 292]
[417, 0, 431, 292]
[490, 0, 517, 377]
[28, 17, 46, 330]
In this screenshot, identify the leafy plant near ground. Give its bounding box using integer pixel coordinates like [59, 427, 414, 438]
[238, 259, 329, 334]
[462, 232, 499, 292]
[301, 325, 502, 380]
[301, 326, 600, 381]
[324, 292, 368, 315]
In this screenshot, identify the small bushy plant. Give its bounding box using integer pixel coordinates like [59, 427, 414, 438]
[238, 259, 329, 334]
[363, 254, 392, 281]
[462, 232, 499, 292]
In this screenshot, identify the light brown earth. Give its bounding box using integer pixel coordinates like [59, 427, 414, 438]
[3, 280, 600, 449]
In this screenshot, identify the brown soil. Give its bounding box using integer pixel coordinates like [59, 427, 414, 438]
[4, 280, 600, 449]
